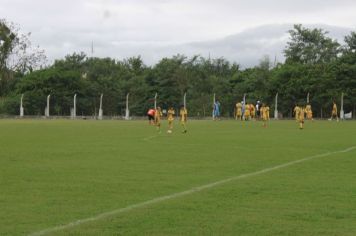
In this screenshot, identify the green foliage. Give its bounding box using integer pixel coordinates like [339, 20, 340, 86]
[284, 24, 340, 64]
[1, 24, 356, 117]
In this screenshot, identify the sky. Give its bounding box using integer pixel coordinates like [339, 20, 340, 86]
[1, 0, 356, 67]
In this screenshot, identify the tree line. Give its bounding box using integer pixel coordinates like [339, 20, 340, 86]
[1, 21, 355, 118]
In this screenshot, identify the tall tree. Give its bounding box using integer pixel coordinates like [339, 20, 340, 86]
[0, 19, 46, 96]
[284, 24, 340, 65]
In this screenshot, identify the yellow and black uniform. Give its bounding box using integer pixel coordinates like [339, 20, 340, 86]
[261, 107, 268, 121]
[167, 108, 175, 130]
[154, 107, 163, 132]
[261, 105, 269, 127]
[331, 102, 338, 121]
[299, 107, 305, 129]
[265, 106, 270, 120]
[180, 107, 188, 133]
[235, 102, 242, 120]
[244, 104, 250, 120]
[305, 104, 313, 120]
[250, 104, 256, 119]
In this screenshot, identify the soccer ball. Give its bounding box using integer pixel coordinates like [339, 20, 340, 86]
[167, 130, 172, 134]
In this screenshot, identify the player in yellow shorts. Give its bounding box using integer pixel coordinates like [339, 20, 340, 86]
[305, 104, 313, 120]
[330, 101, 338, 121]
[250, 104, 256, 120]
[265, 105, 270, 120]
[244, 104, 251, 121]
[154, 106, 163, 133]
[294, 105, 300, 122]
[235, 102, 242, 120]
[180, 105, 188, 133]
[299, 106, 305, 129]
[167, 107, 175, 132]
[261, 104, 268, 127]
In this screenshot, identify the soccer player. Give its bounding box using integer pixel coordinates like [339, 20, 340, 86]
[261, 104, 268, 127]
[213, 100, 221, 120]
[244, 103, 251, 121]
[147, 108, 155, 125]
[167, 107, 175, 132]
[250, 103, 256, 120]
[235, 101, 242, 120]
[180, 105, 188, 133]
[256, 101, 261, 119]
[241, 101, 245, 120]
[265, 105, 270, 120]
[299, 106, 305, 129]
[305, 104, 313, 120]
[154, 107, 163, 133]
[330, 101, 339, 121]
[293, 104, 300, 122]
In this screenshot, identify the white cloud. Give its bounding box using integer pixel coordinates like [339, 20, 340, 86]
[1, 0, 355, 66]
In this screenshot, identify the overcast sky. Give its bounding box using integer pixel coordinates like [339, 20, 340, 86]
[1, 0, 356, 67]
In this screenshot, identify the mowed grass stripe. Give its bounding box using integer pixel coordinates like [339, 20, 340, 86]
[28, 145, 355, 236]
[1, 120, 355, 235]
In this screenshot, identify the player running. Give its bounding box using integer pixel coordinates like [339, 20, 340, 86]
[180, 105, 188, 133]
[167, 107, 175, 132]
[147, 108, 155, 125]
[299, 106, 305, 129]
[305, 104, 313, 120]
[154, 107, 163, 133]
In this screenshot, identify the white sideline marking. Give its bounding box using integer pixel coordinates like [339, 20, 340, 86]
[28, 146, 355, 236]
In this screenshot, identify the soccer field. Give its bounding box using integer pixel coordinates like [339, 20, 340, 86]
[1, 119, 356, 235]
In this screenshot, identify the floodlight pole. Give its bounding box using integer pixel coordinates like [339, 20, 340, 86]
[20, 94, 24, 117]
[340, 92, 344, 120]
[154, 93, 158, 110]
[307, 92, 310, 104]
[98, 93, 103, 120]
[125, 93, 130, 120]
[45, 94, 51, 117]
[274, 93, 278, 119]
[183, 92, 187, 109]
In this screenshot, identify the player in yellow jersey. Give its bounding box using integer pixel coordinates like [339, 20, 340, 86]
[261, 104, 268, 127]
[294, 105, 300, 122]
[299, 107, 305, 129]
[235, 102, 242, 120]
[265, 105, 270, 120]
[154, 106, 163, 133]
[250, 104, 256, 120]
[244, 104, 251, 121]
[330, 101, 338, 121]
[305, 104, 313, 120]
[167, 107, 175, 132]
[180, 105, 188, 133]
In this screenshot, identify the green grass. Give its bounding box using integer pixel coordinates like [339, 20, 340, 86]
[0, 119, 356, 235]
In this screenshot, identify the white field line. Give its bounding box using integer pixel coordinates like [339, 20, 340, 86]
[28, 146, 356, 236]
[142, 135, 159, 141]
